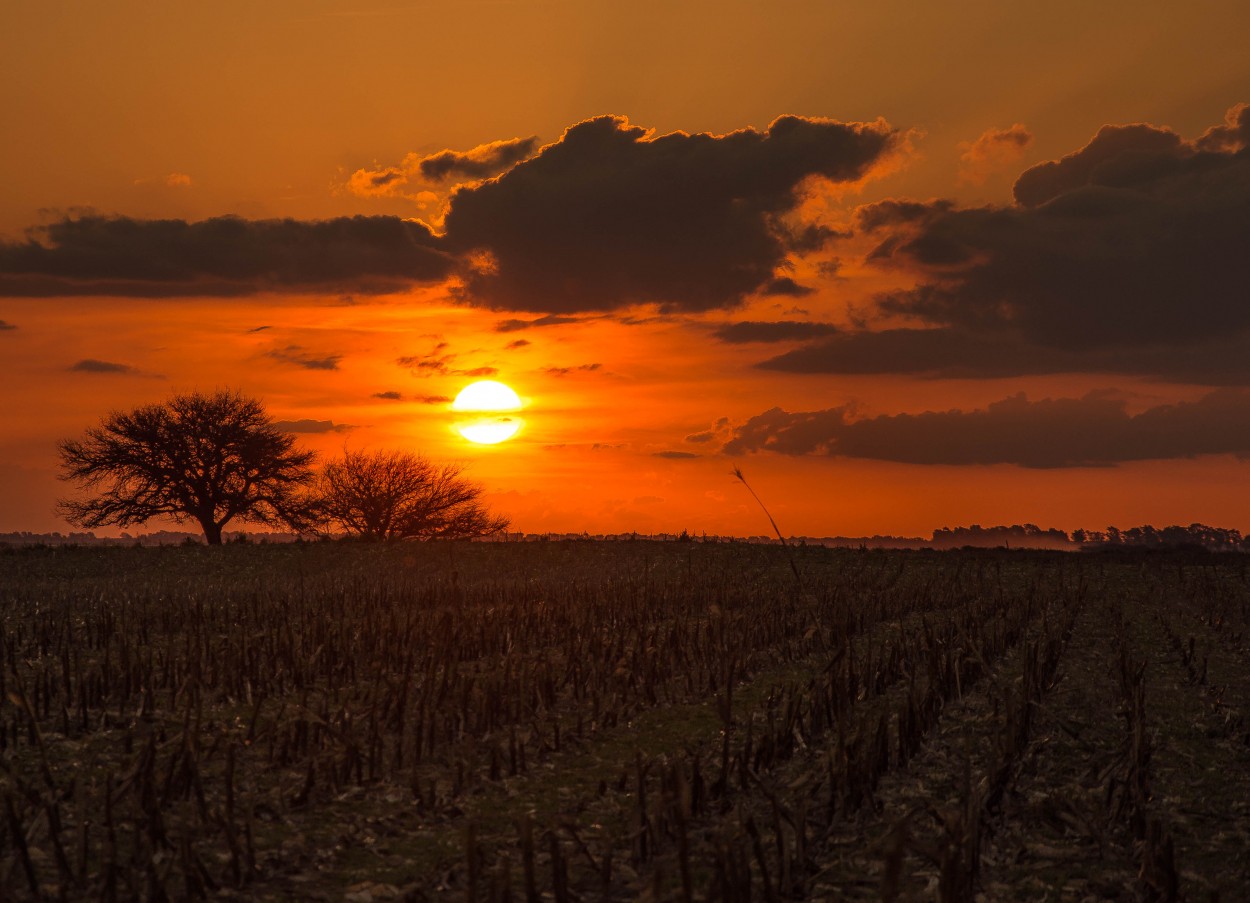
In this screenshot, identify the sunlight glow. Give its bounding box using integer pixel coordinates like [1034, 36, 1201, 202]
[457, 416, 522, 445]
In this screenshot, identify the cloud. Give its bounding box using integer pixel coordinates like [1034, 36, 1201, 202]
[542, 363, 601, 377]
[759, 327, 1070, 377]
[0, 214, 454, 296]
[1011, 123, 1184, 208]
[398, 341, 454, 375]
[714, 320, 841, 344]
[653, 451, 701, 459]
[1196, 102, 1250, 152]
[346, 166, 413, 199]
[845, 103, 1250, 378]
[131, 172, 194, 189]
[758, 326, 1250, 384]
[957, 124, 1032, 185]
[505, 338, 531, 349]
[267, 345, 342, 370]
[68, 358, 137, 374]
[246, 325, 271, 333]
[0, 319, 15, 330]
[759, 276, 816, 297]
[783, 223, 849, 252]
[494, 315, 585, 332]
[443, 113, 898, 312]
[375, 388, 450, 403]
[395, 342, 493, 378]
[273, 419, 352, 434]
[0, 114, 897, 306]
[346, 137, 540, 199]
[418, 137, 540, 181]
[398, 353, 451, 374]
[723, 389, 1250, 468]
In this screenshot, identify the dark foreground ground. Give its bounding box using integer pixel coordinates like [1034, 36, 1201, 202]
[1, 540, 1247, 900]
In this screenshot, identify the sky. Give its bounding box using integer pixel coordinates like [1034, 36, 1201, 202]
[3, 0, 1250, 538]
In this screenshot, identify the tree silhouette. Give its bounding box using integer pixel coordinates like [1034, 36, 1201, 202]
[58, 390, 317, 544]
[318, 449, 509, 540]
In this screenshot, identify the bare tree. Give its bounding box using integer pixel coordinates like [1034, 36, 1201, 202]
[58, 390, 317, 544]
[318, 449, 509, 540]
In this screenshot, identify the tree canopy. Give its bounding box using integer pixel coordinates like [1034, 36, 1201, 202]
[58, 390, 317, 544]
[318, 449, 509, 540]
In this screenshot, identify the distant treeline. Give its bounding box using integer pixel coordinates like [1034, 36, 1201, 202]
[1070, 524, 1245, 551]
[933, 523, 1246, 552]
[930, 524, 1072, 550]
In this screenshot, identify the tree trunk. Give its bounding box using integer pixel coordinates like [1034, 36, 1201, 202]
[201, 519, 224, 545]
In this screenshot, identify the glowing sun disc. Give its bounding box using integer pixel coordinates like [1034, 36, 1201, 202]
[452, 380, 521, 412]
[457, 417, 521, 445]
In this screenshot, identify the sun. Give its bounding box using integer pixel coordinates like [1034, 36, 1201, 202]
[452, 380, 522, 413]
[452, 380, 523, 444]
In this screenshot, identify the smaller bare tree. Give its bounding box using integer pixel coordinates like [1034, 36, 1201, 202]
[318, 449, 509, 540]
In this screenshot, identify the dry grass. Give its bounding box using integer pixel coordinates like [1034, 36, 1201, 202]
[0, 542, 1247, 899]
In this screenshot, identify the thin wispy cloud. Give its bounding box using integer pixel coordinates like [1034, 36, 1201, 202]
[267, 345, 342, 371]
[68, 359, 138, 375]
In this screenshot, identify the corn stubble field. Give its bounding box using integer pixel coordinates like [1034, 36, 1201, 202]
[1, 541, 1248, 901]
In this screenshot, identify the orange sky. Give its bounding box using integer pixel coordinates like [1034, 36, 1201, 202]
[3, 2, 1250, 538]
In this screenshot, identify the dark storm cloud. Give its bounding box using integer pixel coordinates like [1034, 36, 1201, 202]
[68, 358, 137, 374]
[417, 136, 540, 181]
[781, 223, 849, 253]
[760, 327, 1250, 384]
[273, 420, 352, 434]
[0, 214, 454, 296]
[1011, 123, 1185, 208]
[443, 114, 898, 312]
[759, 328, 1072, 377]
[714, 320, 841, 344]
[836, 103, 1250, 377]
[267, 345, 342, 371]
[0, 114, 895, 306]
[723, 390, 1250, 468]
[1195, 102, 1250, 152]
[759, 276, 816, 297]
[855, 199, 955, 233]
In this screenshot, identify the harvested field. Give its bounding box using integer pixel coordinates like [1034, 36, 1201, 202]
[1, 541, 1248, 900]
